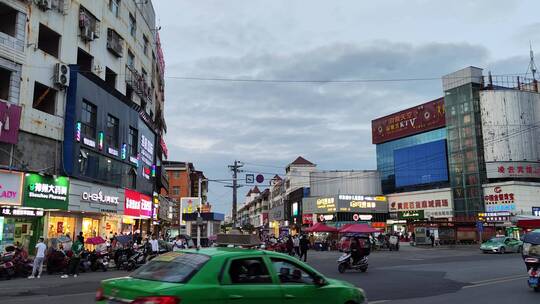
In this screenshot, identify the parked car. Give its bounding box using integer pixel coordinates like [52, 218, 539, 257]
[480, 236, 523, 254]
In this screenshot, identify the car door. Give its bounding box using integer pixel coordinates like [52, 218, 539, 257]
[509, 238, 520, 252]
[270, 258, 333, 304]
[221, 257, 283, 304]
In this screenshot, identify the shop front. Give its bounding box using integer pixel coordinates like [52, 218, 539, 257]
[387, 188, 454, 237]
[483, 181, 540, 236]
[46, 179, 124, 241]
[313, 194, 388, 228]
[0, 170, 45, 254]
[268, 204, 285, 237]
[124, 189, 153, 235]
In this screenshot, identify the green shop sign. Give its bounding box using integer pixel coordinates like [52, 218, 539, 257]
[398, 210, 425, 220]
[23, 174, 69, 210]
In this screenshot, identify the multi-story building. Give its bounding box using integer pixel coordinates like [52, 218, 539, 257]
[236, 186, 269, 230]
[0, 0, 167, 252]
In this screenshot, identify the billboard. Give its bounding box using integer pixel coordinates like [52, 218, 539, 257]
[394, 139, 448, 187]
[372, 98, 445, 144]
[24, 174, 69, 210]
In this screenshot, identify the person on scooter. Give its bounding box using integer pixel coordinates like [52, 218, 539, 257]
[350, 237, 361, 265]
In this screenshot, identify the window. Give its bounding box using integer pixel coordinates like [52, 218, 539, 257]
[107, 28, 124, 57]
[128, 127, 138, 156]
[109, 0, 120, 17]
[143, 35, 149, 55]
[0, 67, 10, 101]
[77, 48, 93, 73]
[129, 168, 137, 189]
[129, 13, 136, 37]
[132, 253, 209, 283]
[32, 82, 57, 115]
[172, 186, 180, 196]
[127, 50, 135, 68]
[105, 67, 117, 88]
[228, 258, 271, 284]
[38, 24, 60, 58]
[0, 3, 17, 37]
[173, 171, 181, 178]
[81, 100, 97, 139]
[271, 259, 315, 284]
[106, 114, 120, 149]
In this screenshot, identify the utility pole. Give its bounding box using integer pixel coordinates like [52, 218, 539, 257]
[226, 160, 243, 227]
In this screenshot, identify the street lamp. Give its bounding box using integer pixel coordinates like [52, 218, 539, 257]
[196, 177, 207, 249]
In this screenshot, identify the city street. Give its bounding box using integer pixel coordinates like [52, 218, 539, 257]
[0, 245, 537, 304]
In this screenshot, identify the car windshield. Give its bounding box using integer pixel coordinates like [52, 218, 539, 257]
[488, 237, 505, 243]
[131, 252, 209, 283]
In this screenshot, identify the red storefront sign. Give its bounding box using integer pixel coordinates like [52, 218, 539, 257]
[302, 214, 313, 225]
[125, 189, 141, 217]
[160, 137, 168, 159]
[390, 199, 449, 211]
[371, 98, 445, 144]
[140, 194, 152, 218]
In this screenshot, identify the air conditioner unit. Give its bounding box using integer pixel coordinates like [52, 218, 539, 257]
[37, 0, 52, 11]
[54, 63, 70, 88]
[81, 27, 95, 41]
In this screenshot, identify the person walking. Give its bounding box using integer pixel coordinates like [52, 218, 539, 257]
[299, 234, 309, 262]
[430, 233, 435, 247]
[62, 235, 84, 278]
[172, 236, 185, 252]
[150, 235, 159, 255]
[28, 237, 46, 279]
[286, 236, 294, 256]
[293, 235, 300, 257]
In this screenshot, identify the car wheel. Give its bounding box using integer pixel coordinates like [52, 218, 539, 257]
[338, 263, 347, 274]
[499, 247, 505, 254]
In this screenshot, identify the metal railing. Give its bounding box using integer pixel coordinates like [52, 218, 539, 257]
[483, 74, 539, 93]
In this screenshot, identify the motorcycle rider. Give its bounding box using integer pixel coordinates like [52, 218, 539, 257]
[350, 237, 361, 265]
[28, 237, 46, 279]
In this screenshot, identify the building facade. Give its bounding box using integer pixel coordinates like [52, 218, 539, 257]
[0, 0, 167, 251]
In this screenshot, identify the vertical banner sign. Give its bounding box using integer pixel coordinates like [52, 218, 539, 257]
[140, 194, 152, 218]
[124, 189, 141, 217]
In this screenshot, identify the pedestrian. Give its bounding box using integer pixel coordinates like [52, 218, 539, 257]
[430, 233, 435, 247]
[62, 235, 84, 278]
[299, 234, 309, 262]
[172, 236, 185, 252]
[150, 235, 159, 254]
[293, 235, 300, 256]
[411, 232, 416, 246]
[286, 236, 294, 256]
[28, 237, 46, 279]
[78, 231, 84, 244]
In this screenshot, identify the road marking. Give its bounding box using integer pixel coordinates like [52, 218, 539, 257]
[463, 276, 526, 289]
[471, 274, 526, 284]
[369, 300, 391, 304]
[406, 258, 425, 261]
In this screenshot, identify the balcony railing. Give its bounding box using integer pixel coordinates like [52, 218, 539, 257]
[107, 29, 123, 57]
[483, 74, 539, 93]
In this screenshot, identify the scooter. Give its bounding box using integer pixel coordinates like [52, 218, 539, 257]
[337, 253, 368, 273]
[126, 249, 148, 271]
[0, 251, 16, 280]
[78, 251, 92, 273]
[46, 248, 69, 274]
[90, 251, 109, 272]
[524, 257, 540, 292]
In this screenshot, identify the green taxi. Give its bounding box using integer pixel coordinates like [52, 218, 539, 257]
[480, 236, 523, 254]
[96, 248, 367, 304]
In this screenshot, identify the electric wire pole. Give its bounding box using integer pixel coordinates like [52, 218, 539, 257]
[226, 160, 243, 227]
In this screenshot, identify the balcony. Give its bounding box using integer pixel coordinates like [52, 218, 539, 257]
[79, 6, 100, 42]
[106, 28, 123, 57]
[125, 65, 152, 103]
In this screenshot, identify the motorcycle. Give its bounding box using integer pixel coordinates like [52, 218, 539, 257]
[0, 249, 16, 280]
[90, 251, 109, 272]
[126, 249, 149, 271]
[78, 250, 92, 273]
[337, 253, 368, 273]
[114, 247, 134, 270]
[522, 230, 540, 292]
[46, 248, 69, 274]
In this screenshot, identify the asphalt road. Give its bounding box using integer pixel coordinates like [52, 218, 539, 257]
[0, 245, 537, 303]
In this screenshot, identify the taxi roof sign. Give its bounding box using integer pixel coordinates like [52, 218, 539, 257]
[216, 234, 261, 247]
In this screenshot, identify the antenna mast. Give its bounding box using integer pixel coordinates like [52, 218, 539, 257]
[528, 41, 538, 80]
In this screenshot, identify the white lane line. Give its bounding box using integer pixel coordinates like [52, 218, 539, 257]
[369, 300, 391, 304]
[471, 274, 526, 284]
[463, 276, 526, 289]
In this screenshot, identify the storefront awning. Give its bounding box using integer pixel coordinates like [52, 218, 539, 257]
[517, 219, 540, 229]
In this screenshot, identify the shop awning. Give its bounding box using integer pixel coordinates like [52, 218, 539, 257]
[339, 223, 381, 234]
[305, 223, 337, 233]
[517, 219, 540, 229]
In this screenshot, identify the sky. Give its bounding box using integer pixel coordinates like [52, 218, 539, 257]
[152, 0, 540, 214]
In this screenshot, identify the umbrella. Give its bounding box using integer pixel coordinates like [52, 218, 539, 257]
[523, 230, 540, 245]
[115, 235, 133, 245]
[305, 223, 338, 233]
[85, 236, 106, 245]
[339, 224, 381, 234]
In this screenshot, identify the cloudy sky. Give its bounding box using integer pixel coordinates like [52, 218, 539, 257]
[153, 0, 540, 213]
